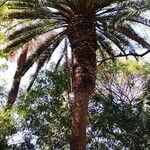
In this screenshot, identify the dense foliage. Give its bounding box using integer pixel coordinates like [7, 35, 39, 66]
[0, 61, 149, 149]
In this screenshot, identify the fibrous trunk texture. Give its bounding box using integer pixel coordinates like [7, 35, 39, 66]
[68, 15, 97, 150]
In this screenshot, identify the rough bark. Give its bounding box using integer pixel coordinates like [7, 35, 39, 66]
[68, 15, 97, 150]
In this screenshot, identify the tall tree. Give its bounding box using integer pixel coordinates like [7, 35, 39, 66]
[3, 0, 150, 149]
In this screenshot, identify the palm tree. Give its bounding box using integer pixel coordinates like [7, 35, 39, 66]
[4, 0, 150, 149]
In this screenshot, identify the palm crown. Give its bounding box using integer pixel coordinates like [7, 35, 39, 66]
[3, 0, 150, 118]
[5, 0, 150, 68]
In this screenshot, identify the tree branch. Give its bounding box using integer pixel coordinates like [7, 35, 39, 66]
[98, 49, 150, 65]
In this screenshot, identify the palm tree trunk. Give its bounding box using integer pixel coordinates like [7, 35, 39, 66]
[68, 16, 97, 150]
[6, 44, 28, 108]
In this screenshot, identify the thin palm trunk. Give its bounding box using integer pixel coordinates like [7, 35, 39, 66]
[6, 44, 28, 108]
[68, 16, 97, 150]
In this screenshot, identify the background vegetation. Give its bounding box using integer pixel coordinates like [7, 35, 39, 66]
[0, 60, 150, 149]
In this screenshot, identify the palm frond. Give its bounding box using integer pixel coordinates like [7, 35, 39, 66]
[97, 34, 115, 58]
[7, 1, 36, 9]
[54, 38, 69, 71]
[5, 24, 64, 52]
[6, 0, 55, 20]
[8, 20, 57, 40]
[96, 0, 127, 11]
[7, 8, 53, 20]
[20, 31, 65, 77]
[27, 33, 64, 92]
[54, 3, 75, 17]
[26, 50, 51, 92]
[127, 16, 150, 28]
[106, 29, 136, 54]
[0, 0, 7, 7]
[117, 25, 150, 50]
